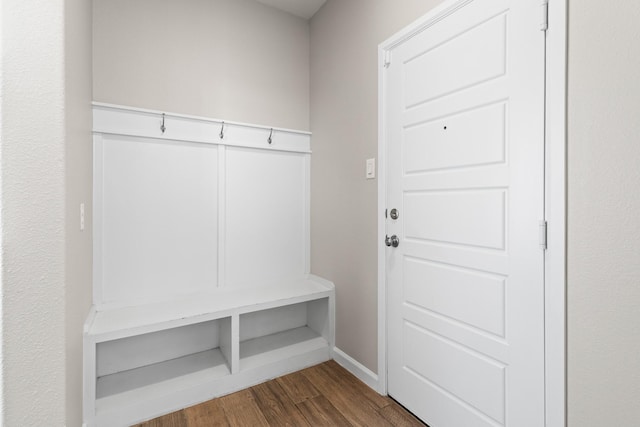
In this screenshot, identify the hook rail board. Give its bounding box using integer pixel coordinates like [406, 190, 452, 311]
[92, 102, 312, 154]
[84, 104, 333, 427]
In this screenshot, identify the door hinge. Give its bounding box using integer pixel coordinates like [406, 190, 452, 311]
[540, 0, 549, 31]
[383, 50, 392, 68]
[539, 220, 548, 250]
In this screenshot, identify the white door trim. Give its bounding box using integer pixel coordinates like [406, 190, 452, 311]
[542, 0, 567, 425]
[376, 1, 567, 425]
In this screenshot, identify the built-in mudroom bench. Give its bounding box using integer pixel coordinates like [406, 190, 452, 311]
[83, 104, 335, 427]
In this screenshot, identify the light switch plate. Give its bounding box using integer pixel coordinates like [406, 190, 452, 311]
[366, 158, 376, 179]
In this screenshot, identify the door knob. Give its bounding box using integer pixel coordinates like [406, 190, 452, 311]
[385, 235, 399, 247]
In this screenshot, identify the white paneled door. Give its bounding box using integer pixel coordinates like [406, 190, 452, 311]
[384, 1, 546, 426]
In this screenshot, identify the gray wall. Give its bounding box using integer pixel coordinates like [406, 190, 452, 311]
[567, 1, 640, 424]
[0, 0, 92, 425]
[65, 0, 94, 424]
[93, 0, 310, 130]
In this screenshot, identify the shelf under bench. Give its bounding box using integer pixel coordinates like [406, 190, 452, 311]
[96, 348, 230, 409]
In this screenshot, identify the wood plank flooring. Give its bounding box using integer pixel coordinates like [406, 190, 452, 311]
[133, 360, 426, 427]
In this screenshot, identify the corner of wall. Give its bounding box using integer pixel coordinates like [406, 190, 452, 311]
[64, 0, 94, 424]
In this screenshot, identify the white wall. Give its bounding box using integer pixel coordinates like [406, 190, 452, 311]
[93, 0, 310, 130]
[1, 1, 67, 425]
[567, 1, 640, 424]
[1, 0, 92, 424]
[309, 0, 443, 373]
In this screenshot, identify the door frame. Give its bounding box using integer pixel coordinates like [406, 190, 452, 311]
[376, 1, 567, 425]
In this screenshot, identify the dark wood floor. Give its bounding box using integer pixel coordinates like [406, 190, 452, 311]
[134, 360, 426, 426]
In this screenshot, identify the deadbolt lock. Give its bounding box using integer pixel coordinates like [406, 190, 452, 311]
[390, 208, 399, 220]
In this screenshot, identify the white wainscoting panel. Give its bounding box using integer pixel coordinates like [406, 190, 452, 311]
[224, 147, 308, 288]
[96, 134, 219, 307]
[92, 103, 311, 308]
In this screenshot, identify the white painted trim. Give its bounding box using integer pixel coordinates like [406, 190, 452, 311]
[92, 103, 311, 155]
[83, 306, 97, 334]
[544, 0, 567, 425]
[376, 45, 389, 396]
[377, 1, 567, 424]
[217, 145, 227, 288]
[92, 102, 312, 136]
[332, 347, 379, 392]
[92, 134, 104, 307]
[303, 154, 311, 275]
[382, 0, 474, 52]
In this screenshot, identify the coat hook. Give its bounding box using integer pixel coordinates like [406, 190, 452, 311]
[160, 113, 166, 134]
[268, 128, 273, 145]
[219, 122, 225, 139]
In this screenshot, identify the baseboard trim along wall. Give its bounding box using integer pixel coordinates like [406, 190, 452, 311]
[332, 347, 380, 393]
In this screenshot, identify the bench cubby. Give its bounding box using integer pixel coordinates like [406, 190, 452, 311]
[239, 296, 331, 371]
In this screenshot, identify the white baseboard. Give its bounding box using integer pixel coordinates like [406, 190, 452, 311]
[332, 347, 381, 393]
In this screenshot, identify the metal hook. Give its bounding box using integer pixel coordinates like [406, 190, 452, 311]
[268, 128, 273, 145]
[160, 113, 166, 134]
[219, 122, 225, 139]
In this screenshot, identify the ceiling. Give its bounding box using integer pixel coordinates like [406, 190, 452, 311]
[253, 0, 327, 20]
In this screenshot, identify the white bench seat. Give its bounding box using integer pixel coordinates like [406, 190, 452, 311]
[86, 275, 334, 341]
